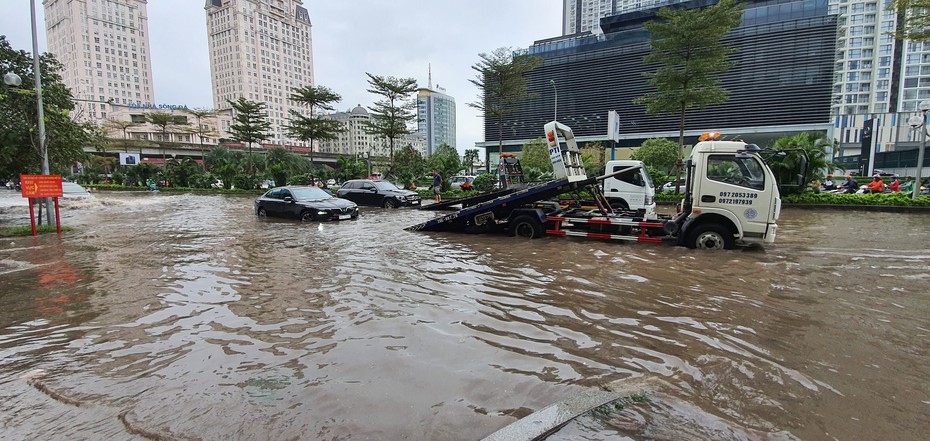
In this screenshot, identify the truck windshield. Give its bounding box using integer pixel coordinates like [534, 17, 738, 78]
[706, 155, 765, 190]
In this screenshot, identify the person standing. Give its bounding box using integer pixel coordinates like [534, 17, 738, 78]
[431, 169, 443, 203]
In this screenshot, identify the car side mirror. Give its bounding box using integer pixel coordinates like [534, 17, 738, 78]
[369, 188, 377, 192]
[284, 196, 293, 202]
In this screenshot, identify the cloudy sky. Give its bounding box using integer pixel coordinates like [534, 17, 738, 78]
[0, 0, 563, 155]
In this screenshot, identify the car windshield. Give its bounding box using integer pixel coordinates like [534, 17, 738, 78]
[373, 181, 400, 191]
[289, 186, 333, 201]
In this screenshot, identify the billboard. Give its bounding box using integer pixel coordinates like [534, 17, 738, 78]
[119, 153, 140, 166]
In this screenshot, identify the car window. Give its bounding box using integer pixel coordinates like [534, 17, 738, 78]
[266, 189, 282, 199]
[290, 186, 332, 201]
[374, 181, 399, 191]
[361, 182, 375, 190]
[280, 189, 292, 199]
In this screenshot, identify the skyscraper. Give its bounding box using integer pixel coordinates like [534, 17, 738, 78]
[562, 0, 687, 35]
[204, 0, 314, 145]
[417, 83, 456, 156]
[43, 0, 155, 122]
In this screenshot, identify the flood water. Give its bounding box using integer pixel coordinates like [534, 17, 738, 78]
[0, 191, 927, 440]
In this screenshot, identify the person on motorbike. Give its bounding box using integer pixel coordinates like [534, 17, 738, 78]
[822, 174, 836, 191]
[839, 175, 859, 194]
[865, 175, 885, 194]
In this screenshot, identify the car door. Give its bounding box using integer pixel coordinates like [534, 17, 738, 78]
[359, 181, 380, 206]
[278, 189, 300, 218]
[338, 181, 361, 204]
[261, 189, 283, 216]
[695, 153, 774, 235]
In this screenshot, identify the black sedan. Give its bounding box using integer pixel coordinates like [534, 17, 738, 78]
[335, 180, 421, 208]
[255, 186, 358, 221]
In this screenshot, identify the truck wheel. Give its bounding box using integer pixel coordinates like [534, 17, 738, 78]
[510, 215, 544, 239]
[610, 199, 629, 211]
[688, 224, 735, 250]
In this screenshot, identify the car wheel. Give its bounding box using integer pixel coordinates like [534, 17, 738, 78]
[687, 224, 734, 250]
[383, 199, 398, 209]
[300, 210, 314, 221]
[257, 207, 267, 217]
[510, 215, 544, 239]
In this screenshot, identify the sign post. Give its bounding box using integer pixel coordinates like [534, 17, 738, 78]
[20, 174, 63, 236]
[607, 110, 620, 160]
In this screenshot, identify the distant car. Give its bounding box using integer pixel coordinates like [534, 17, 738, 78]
[255, 186, 358, 221]
[662, 178, 687, 192]
[62, 182, 93, 198]
[336, 179, 421, 208]
[449, 175, 476, 191]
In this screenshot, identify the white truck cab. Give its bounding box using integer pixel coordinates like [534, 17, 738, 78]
[680, 136, 782, 248]
[602, 160, 656, 217]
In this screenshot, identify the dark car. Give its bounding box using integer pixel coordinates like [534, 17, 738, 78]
[335, 179, 421, 208]
[255, 186, 358, 221]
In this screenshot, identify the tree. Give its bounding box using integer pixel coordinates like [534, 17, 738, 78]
[889, 0, 930, 42]
[519, 137, 552, 172]
[631, 138, 678, 175]
[287, 85, 345, 167]
[181, 108, 218, 170]
[333, 155, 368, 183]
[362, 73, 418, 169]
[164, 158, 201, 187]
[580, 141, 606, 177]
[633, 0, 743, 179]
[227, 97, 272, 177]
[463, 148, 480, 174]
[392, 145, 426, 189]
[468, 47, 543, 157]
[0, 36, 89, 179]
[265, 146, 311, 186]
[768, 132, 835, 195]
[429, 144, 462, 190]
[145, 110, 188, 164]
[102, 117, 139, 151]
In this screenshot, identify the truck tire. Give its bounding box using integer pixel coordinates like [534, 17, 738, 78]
[510, 215, 544, 239]
[687, 224, 735, 250]
[609, 199, 629, 211]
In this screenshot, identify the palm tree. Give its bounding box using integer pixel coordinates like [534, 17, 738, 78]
[767, 132, 836, 194]
[181, 108, 219, 171]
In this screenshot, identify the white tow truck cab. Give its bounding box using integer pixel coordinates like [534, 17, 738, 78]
[602, 159, 656, 216]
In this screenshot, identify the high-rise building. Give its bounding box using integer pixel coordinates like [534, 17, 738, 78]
[43, 0, 155, 122]
[318, 105, 426, 158]
[481, 0, 837, 164]
[562, 0, 687, 35]
[417, 83, 456, 155]
[204, 0, 314, 145]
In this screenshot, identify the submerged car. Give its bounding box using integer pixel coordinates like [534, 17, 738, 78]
[62, 182, 94, 198]
[335, 179, 421, 208]
[255, 186, 358, 221]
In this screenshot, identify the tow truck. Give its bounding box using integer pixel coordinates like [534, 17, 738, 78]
[407, 121, 804, 249]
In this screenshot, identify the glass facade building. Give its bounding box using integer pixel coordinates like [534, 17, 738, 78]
[480, 0, 837, 151]
[417, 86, 456, 155]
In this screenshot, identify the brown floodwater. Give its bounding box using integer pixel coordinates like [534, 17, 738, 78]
[0, 192, 927, 440]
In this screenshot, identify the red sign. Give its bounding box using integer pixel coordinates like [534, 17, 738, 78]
[20, 174, 63, 198]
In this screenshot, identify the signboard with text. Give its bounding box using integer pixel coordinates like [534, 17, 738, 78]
[20, 174, 63, 198]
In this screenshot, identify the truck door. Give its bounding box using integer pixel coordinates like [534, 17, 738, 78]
[604, 163, 650, 211]
[693, 154, 774, 236]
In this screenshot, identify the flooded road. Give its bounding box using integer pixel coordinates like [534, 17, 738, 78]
[0, 191, 928, 440]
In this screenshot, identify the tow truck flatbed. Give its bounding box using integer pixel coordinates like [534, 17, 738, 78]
[406, 176, 598, 233]
[418, 189, 515, 211]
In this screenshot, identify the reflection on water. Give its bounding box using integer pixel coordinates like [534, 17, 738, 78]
[0, 194, 928, 440]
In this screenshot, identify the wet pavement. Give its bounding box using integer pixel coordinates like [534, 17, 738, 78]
[0, 191, 928, 440]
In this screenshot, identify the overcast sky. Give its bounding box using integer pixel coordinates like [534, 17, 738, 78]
[0, 0, 563, 156]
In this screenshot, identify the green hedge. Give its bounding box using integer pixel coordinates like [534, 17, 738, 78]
[783, 192, 930, 206]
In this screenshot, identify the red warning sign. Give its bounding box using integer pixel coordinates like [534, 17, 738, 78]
[20, 174, 63, 198]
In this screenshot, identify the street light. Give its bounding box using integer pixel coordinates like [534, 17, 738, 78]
[550, 79, 557, 122]
[907, 100, 930, 199]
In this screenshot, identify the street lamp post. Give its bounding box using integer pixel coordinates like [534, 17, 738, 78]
[907, 100, 930, 199]
[30, 0, 48, 177]
[550, 80, 557, 122]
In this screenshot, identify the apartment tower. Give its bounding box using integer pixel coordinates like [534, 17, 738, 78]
[204, 0, 314, 145]
[417, 82, 456, 156]
[43, 0, 155, 122]
[562, 0, 687, 35]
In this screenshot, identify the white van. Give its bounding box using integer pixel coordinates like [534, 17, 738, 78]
[601, 160, 656, 217]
